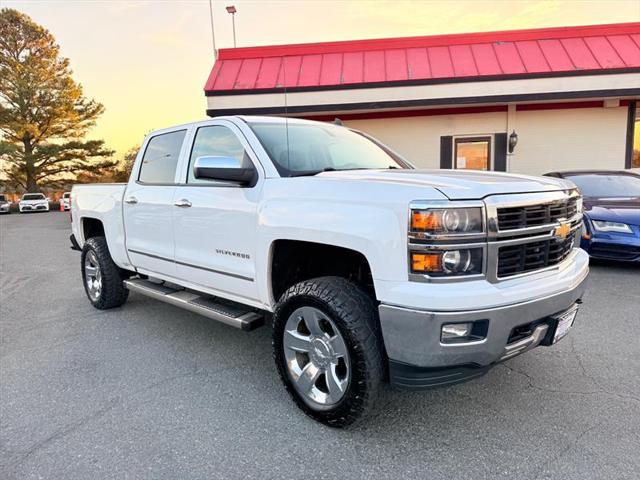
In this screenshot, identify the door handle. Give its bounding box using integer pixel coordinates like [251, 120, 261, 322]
[124, 196, 138, 204]
[174, 199, 192, 208]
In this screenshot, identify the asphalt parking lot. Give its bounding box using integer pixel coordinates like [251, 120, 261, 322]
[1, 212, 639, 480]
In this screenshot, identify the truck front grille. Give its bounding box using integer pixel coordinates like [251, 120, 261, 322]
[497, 197, 578, 231]
[497, 236, 575, 277]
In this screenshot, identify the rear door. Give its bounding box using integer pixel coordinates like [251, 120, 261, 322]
[172, 121, 262, 301]
[123, 128, 188, 277]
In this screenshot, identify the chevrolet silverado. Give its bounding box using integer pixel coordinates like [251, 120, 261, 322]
[71, 116, 589, 427]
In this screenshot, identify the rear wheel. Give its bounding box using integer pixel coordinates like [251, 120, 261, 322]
[273, 276, 384, 427]
[81, 236, 129, 309]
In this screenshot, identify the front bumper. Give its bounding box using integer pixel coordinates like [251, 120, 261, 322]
[380, 258, 588, 388]
[581, 235, 640, 262]
[20, 204, 49, 211]
[0, 204, 9, 213]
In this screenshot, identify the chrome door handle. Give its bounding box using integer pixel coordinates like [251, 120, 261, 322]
[174, 199, 192, 208]
[124, 196, 138, 204]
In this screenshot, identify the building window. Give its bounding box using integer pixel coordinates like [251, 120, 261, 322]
[454, 136, 492, 170]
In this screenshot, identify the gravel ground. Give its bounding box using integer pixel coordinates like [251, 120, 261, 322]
[1, 212, 639, 480]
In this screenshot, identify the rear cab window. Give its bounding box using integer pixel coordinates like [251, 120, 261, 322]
[138, 130, 187, 184]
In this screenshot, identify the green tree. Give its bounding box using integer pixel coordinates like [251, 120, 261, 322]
[111, 147, 139, 182]
[0, 8, 114, 192]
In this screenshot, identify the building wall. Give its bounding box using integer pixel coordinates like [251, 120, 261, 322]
[513, 107, 627, 174]
[343, 106, 628, 175]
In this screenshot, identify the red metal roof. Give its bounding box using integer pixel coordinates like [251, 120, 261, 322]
[205, 23, 640, 94]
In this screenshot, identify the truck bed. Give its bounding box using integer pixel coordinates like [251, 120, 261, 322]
[71, 183, 129, 267]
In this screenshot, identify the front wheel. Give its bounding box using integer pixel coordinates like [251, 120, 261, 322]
[273, 276, 384, 427]
[81, 236, 129, 309]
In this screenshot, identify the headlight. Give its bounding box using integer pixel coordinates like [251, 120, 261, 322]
[411, 248, 483, 276]
[411, 208, 483, 235]
[591, 220, 632, 233]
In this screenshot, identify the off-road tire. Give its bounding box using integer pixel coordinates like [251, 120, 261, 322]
[81, 236, 129, 309]
[273, 276, 384, 428]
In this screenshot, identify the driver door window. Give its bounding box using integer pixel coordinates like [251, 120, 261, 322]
[187, 126, 246, 184]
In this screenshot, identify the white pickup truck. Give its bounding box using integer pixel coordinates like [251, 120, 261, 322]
[71, 116, 589, 427]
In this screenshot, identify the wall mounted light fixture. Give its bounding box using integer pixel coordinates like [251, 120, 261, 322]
[508, 130, 518, 154]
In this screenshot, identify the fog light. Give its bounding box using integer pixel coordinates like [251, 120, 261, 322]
[441, 323, 473, 340]
[441, 320, 489, 344]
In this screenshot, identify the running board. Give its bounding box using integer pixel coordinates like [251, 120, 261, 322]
[124, 278, 264, 331]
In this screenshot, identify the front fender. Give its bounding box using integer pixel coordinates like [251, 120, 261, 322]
[255, 178, 447, 306]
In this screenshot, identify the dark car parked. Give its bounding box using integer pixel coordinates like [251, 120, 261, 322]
[545, 170, 640, 262]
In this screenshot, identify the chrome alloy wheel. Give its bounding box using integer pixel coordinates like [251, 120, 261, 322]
[283, 306, 351, 407]
[84, 250, 102, 301]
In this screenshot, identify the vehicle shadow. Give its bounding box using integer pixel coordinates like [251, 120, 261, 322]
[588, 257, 640, 271]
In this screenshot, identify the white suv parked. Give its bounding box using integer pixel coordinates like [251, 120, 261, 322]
[60, 192, 71, 211]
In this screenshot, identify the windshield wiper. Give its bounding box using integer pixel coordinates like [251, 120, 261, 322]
[291, 166, 401, 177]
[291, 168, 337, 177]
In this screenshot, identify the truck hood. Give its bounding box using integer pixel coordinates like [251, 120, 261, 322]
[318, 169, 572, 200]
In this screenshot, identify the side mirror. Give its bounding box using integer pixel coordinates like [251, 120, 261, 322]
[193, 156, 257, 186]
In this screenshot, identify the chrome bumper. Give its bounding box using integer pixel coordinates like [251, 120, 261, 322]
[379, 266, 588, 370]
[20, 205, 48, 210]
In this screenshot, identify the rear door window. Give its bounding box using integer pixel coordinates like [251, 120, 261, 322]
[138, 130, 187, 184]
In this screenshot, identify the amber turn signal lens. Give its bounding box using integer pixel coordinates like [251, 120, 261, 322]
[411, 252, 442, 273]
[411, 210, 442, 232]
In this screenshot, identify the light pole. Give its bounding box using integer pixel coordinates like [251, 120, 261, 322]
[208, 0, 217, 59]
[226, 5, 237, 48]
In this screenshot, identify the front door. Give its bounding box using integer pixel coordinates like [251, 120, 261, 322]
[172, 122, 261, 302]
[123, 129, 187, 277]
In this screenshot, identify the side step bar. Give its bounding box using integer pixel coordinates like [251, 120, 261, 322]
[124, 278, 264, 331]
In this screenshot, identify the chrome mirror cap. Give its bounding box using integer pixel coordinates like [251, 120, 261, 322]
[193, 155, 257, 186]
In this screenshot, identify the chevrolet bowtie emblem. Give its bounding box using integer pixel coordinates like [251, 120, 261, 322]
[554, 222, 571, 240]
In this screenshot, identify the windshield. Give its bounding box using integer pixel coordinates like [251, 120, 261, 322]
[0, 195, 5, 202]
[248, 121, 408, 176]
[566, 174, 640, 198]
[63, 193, 71, 198]
[22, 194, 45, 200]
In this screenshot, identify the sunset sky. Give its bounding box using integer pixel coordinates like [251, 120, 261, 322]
[4, 0, 640, 159]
